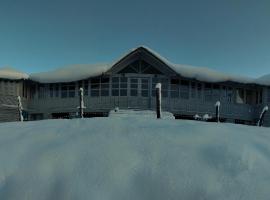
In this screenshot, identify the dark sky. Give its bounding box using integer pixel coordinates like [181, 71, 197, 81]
[0, 0, 269, 77]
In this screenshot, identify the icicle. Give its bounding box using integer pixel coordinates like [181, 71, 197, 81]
[79, 87, 85, 118]
[257, 106, 268, 127]
[17, 96, 23, 122]
[215, 101, 221, 123]
[155, 83, 162, 119]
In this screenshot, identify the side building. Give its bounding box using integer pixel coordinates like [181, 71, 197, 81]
[1, 47, 270, 126]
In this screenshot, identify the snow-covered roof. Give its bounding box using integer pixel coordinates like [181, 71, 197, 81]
[30, 64, 111, 83]
[0, 67, 29, 80]
[1, 46, 270, 86]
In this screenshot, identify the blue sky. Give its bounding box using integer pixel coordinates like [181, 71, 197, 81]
[0, 0, 269, 78]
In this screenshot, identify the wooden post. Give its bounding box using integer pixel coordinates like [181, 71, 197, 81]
[215, 101, 220, 123]
[79, 87, 84, 118]
[257, 106, 268, 127]
[17, 96, 23, 122]
[156, 83, 161, 119]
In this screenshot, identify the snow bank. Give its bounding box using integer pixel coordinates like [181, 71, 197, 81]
[0, 67, 29, 80]
[0, 118, 270, 200]
[109, 109, 175, 119]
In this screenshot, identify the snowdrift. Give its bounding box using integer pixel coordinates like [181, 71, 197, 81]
[0, 118, 270, 200]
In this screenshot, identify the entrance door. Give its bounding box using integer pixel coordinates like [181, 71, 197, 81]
[128, 77, 151, 109]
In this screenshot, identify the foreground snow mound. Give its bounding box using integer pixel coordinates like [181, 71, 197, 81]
[0, 118, 270, 200]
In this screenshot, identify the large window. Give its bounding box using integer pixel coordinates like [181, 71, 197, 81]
[38, 84, 46, 99]
[212, 84, 220, 101]
[227, 87, 233, 103]
[180, 80, 189, 99]
[256, 89, 263, 104]
[91, 78, 100, 97]
[112, 77, 119, 96]
[111, 77, 127, 97]
[170, 79, 180, 98]
[191, 82, 196, 98]
[235, 88, 245, 104]
[130, 78, 138, 96]
[120, 77, 127, 96]
[197, 83, 202, 99]
[245, 90, 253, 105]
[204, 83, 212, 101]
[141, 79, 149, 97]
[268, 87, 270, 102]
[49, 84, 54, 98]
[61, 83, 75, 98]
[101, 78, 109, 96]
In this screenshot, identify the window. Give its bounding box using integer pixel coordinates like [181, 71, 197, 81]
[91, 78, 100, 97]
[101, 77, 109, 96]
[50, 84, 54, 98]
[61, 83, 75, 98]
[191, 82, 196, 98]
[120, 77, 127, 96]
[170, 79, 179, 98]
[84, 80, 89, 96]
[38, 84, 46, 99]
[118, 60, 162, 75]
[112, 77, 119, 96]
[235, 88, 245, 104]
[268, 87, 270, 102]
[212, 84, 220, 101]
[256, 89, 263, 104]
[227, 87, 233, 103]
[55, 84, 59, 97]
[68, 83, 75, 97]
[245, 90, 253, 105]
[204, 83, 212, 101]
[141, 79, 149, 97]
[197, 83, 202, 99]
[180, 80, 189, 99]
[130, 78, 138, 96]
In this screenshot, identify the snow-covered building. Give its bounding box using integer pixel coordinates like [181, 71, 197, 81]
[1, 46, 270, 125]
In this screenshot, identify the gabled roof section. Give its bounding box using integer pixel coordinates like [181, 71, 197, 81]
[107, 46, 177, 75]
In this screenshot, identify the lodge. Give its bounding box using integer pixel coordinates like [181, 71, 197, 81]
[0, 46, 270, 126]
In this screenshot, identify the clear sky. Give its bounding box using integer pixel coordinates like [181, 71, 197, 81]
[0, 0, 269, 78]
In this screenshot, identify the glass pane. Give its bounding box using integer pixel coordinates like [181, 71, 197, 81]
[112, 90, 119, 96]
[112, 83, 119, 89]
[130, 90, 137, 96]
[131, 79, 138, 84]
[101, 90, 109, 96]
[120, 89, 127, 96]
[131, 84, 138, 89]
[141, 90, 148, 97]
[121, 77, 127, 82]
[171, 91, 179, 98]
[120, 83, 127, 88]
[91, 90, 99, 97]
[112, 77, 119, 83]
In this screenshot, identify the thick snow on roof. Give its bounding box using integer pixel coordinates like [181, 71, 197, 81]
[140, 46, 264, 85]
[256, 74, 270, 86]
[30, 63, 111, 83]
[0, 67, 29, 80]
[2, 46, 270, 85]
[0, 118, 270, 199]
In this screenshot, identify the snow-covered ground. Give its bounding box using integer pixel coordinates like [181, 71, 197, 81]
[0, 117, 270, 200]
